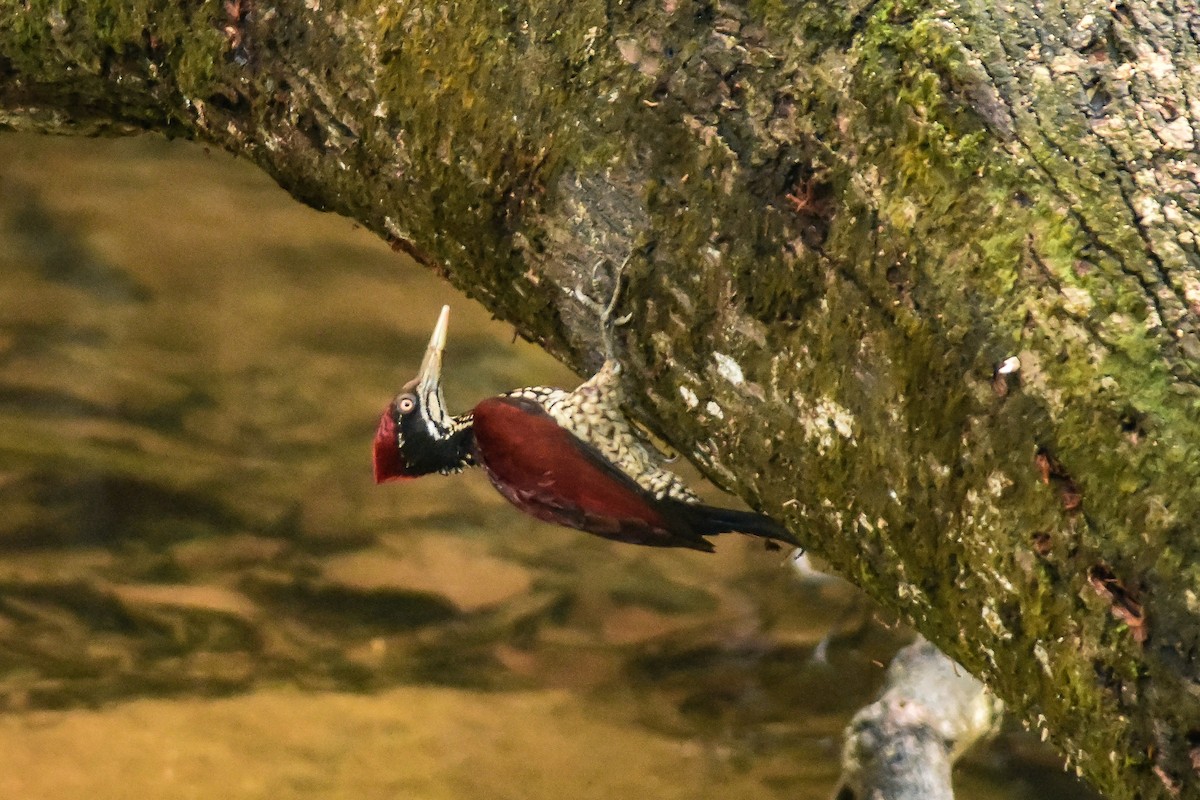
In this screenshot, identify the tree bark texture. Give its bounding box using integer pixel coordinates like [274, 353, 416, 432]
[3, 1, 1200, 797]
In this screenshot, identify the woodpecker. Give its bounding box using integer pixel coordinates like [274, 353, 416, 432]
[373, 305, 799, 552]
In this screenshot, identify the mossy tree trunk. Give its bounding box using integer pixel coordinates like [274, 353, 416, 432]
[3, 0, 1199, 797]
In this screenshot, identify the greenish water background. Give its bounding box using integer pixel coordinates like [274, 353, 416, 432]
[0, 134, 1096, 799]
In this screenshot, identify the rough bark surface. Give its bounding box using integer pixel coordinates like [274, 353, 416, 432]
[3, 0, 1199, 797]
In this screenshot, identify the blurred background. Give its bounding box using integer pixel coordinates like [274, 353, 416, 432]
[0, 133, 1096, 799]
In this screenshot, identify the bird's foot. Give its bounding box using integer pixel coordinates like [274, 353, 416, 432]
[572, 254, 633, 363]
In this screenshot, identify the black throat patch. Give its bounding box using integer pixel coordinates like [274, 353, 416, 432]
[396, 411, 476, 476]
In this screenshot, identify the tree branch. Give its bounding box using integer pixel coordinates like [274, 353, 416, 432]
[834, 638, 1003, 800]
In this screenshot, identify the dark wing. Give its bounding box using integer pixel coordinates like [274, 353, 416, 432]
[471, 396, 715, 551]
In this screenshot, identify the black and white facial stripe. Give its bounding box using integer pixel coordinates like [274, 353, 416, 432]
[392, 389, 475, 476]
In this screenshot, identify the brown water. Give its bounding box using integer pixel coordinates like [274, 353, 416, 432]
[0, 134, 1097, 799]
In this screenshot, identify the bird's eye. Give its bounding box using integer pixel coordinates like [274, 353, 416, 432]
[397, 394, 417, 414]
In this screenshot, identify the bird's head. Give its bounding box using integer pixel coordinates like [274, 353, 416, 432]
[373, 305, 471, 482]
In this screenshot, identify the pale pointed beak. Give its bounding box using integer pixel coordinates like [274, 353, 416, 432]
[415, 305, 450, 395]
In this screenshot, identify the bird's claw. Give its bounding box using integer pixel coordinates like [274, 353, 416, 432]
[573, 254, 633, 363]
[572, 285, 599, 309]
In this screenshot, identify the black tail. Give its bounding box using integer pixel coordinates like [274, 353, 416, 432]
[668, 500, 803, 548]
